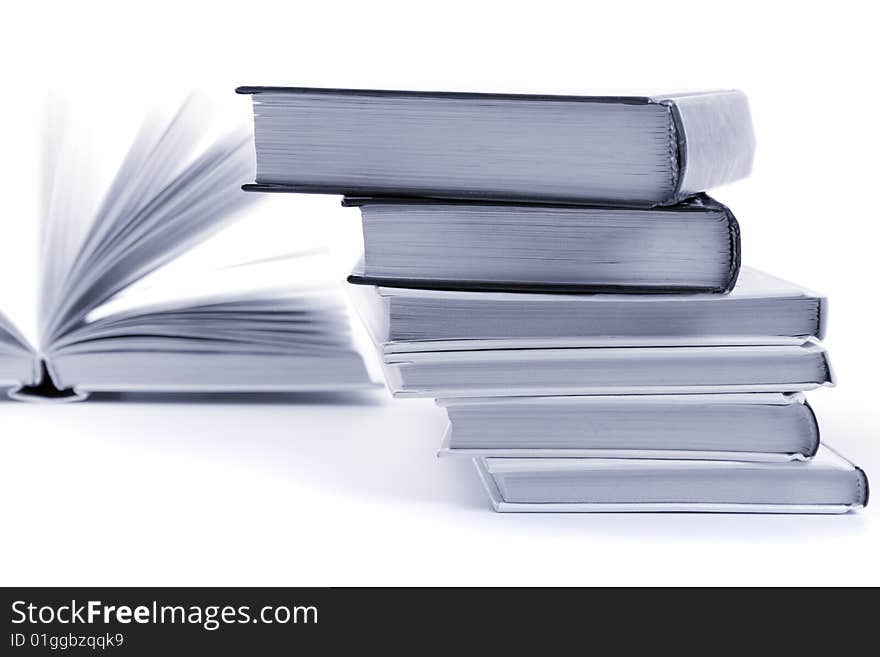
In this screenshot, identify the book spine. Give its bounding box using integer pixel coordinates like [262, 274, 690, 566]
[717, 200, 742, 293]
[800, 397, 821, 458]
[6, 358, 89, 402]
[819, 347, 836, 386]
[815, 295, 828, 341]
[855, 467, 870, 507]
[657, 91, 756, 202]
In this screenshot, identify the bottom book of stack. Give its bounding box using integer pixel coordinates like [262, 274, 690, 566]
[473, 448, 866, 513]
[438, 395, 868, 513]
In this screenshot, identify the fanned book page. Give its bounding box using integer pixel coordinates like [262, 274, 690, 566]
[1, 96, 370, 401]
[0, 312, 37, 386]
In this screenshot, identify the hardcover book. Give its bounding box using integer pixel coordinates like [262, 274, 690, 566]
[475, 445, 868, 513]
[438, 393, 819, 461]
[348, 266, 825, 353]
[239, 87, 754, 206]
[345, 194, 740, 293]
[382, 341, 832, 398]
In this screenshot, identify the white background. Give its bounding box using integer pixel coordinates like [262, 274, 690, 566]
[1, 0, 879, 585]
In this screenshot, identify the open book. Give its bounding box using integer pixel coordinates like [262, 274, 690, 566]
[0, 97, 369, 401]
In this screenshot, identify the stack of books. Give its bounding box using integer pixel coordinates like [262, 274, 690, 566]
[241, 86, 869, 513]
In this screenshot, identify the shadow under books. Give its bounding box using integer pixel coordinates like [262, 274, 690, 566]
[3, 385, 487, 510]
[4, 376, 386, 407]
[4, 389, 871, 532]
[84, 390, 385, 406]
[486, 505, 868, 541]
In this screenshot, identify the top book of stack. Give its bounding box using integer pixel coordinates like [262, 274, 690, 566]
[237, 87, 754, 206]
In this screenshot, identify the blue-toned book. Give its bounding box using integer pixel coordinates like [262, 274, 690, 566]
[239, 87, 754, 207]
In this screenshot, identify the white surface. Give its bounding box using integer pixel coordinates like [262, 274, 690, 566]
[1, 1, 879, 586]
[1, 390, 878, 585]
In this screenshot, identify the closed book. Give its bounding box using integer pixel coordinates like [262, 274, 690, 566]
[475, 445, 869, 513]
[382, 341, 832, 398]
[239, 87, 754, 206]
[437, 393, 819, 461]
[345, 194, 740, 293]
[348, 266, 825, 353]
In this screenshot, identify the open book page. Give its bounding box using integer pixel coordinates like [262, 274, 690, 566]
[39, 95, 258, 347]
[44, 252, 370, 391]
[0, 311, 37, 385]
[0, 310, 33, 353]
[56, 254, 357, 355]
[86, 244, 343, 320]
